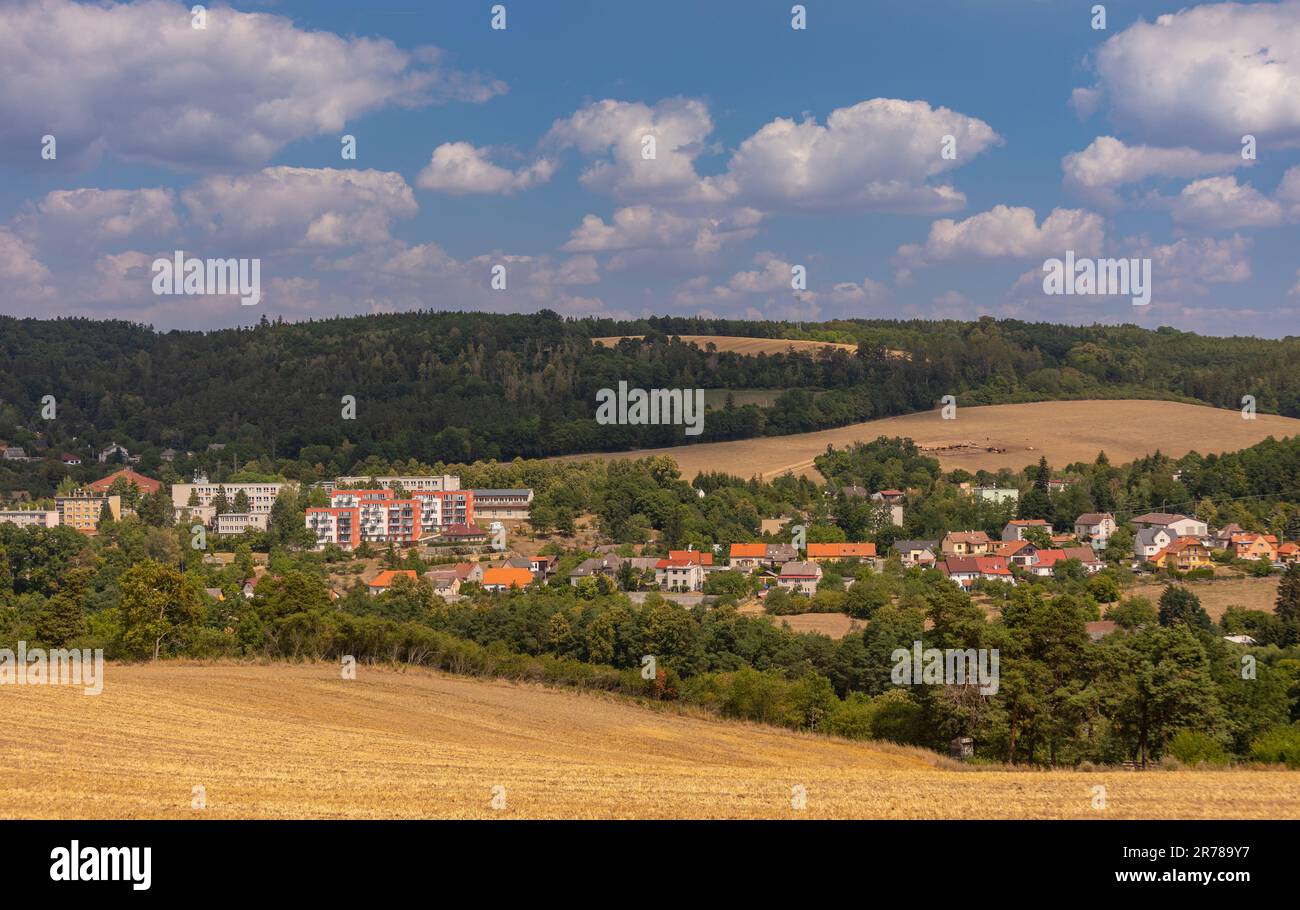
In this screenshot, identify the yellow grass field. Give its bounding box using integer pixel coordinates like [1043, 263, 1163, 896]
[2, 663, 1297, 819]
[593, 334, 859, 356]
[1128, 574, 1281, 621]
[558, 400, 1300, 480]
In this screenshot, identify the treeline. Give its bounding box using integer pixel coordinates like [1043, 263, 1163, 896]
[4, 312, 1300, 498]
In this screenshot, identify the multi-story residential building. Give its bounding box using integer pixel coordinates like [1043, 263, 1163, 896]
[941, 531, 992, 557]
[777, 561, 823, 595]
[305, 485, 475, 551]
[0, 509, 59, 529]
[215, 512, 269, 535]
[727, 543, 796, 572]
[656, 558, 706, 592]
[1229, 533, 1278, 562]
[1003, 519, 1050, 542]
[972, 486, 1019, 504]
[55, 494, 121, 533]
[891, 539, 938, 567]
[1132, 512, 1208, 538]
[171, 476, 284, 515]
[329, 474, 460, 493]
[1073, 512, 1117, 550]
[1151, 537, 1212, 571]
[469, 489, 532, 521]
[305, 507, 359, 550]
[1135, 527, 1177, 560]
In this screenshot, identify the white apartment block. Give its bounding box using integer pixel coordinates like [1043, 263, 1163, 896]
[171, 479, 284, 515]
[329, 474, 460, 493]
[215, 512, 270, 535]
[0, 509, 59, 529]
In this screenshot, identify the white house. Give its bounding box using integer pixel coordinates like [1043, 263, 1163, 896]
[1132, 512, 1208, 539]
[777, 561, 823, 595]
[1073, 512, 1117, 550]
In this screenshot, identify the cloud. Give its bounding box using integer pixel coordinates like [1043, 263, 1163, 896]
[0, 0, 505, 171]
[181, 167, 418, 250]
[0, 227, 52, 296]
[1062, 136, 1243, 205]
[719, 98, 1000, 214]
[547, 96, 998, 215]
[898, 205, 1105, 267]
[15, 188, 180, 246]
[671, 252, 889, 319]
[1170, 176, 1284, 229]
[546, 98, 724, 203]
[1076, 1, 1300, 148]
[561, 205, 761, 255]
[416, 142, 555, 194]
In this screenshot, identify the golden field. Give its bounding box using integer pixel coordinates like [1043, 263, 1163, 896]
[2, 663, 1298, 819]
[559, 399, 1300, 480]
[593, 334, 860, 356]
[1127, 574, 1281, 621]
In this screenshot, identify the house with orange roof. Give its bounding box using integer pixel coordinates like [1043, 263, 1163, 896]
[367, 569, 419, 595]
[481, 566, 533, 591]
[668, 549, 713, 566]
[86, 468, 162, 496]
[1278, 542, 1299, 565]
[940, 531, 992, 557]
[728, 542, 769, 571]
[1150, 537, 1212, 572]
[805, 542, 877, 563]
[1229, 534, 1278, 563]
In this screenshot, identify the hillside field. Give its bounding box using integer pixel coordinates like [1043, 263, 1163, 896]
[559, 400, 1300, 480]
[593, 334, 859, 356]
[2, 663, 1297, 820]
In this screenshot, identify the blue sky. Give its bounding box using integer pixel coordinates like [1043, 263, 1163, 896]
[2, 0, 1299, 335]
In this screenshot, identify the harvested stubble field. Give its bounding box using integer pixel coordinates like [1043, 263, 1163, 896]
[560, 400, 1300, 480]
[3, 663, 1298, 819]
[1127, 574, 1281, 621]
[593, 334, 860, 356]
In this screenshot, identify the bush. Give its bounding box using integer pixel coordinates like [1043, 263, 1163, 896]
[1167, 729, 1230, 766]
[1250, 725, 1300, 768]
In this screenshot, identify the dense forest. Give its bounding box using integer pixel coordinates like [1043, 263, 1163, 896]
[2, 312, 1300, 499]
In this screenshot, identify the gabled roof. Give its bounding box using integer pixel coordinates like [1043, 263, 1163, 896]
[1136, 527, 1176, 547]
[86, 468, 162, 494]
[668, 549, 712, 565]
[892, 539, 937, 553]
[944, 530, 991, 544]
[1005, 519, 1049, 528]
[369, 569, 418, 588]
[1132, 512, 1189, 525]
[806, 542, 877, 559]
[482, 567, 533, 588]
[1074, 512, 1114, 525]
[730, 543, 768, 558]
[779, 561, 822, 577]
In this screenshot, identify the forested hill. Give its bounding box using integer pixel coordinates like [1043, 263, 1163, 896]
[2, 311, 1299, 474]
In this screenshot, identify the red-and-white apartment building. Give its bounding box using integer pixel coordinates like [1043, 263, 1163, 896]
[306, 487, 474, 551]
